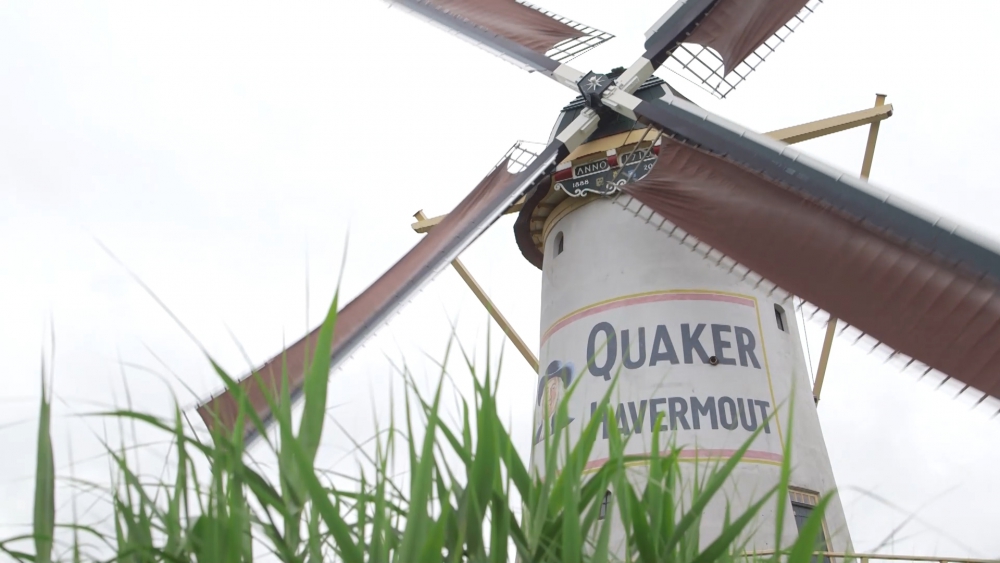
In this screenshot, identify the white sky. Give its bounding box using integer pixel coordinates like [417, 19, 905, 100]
[2, 0, 999, 557]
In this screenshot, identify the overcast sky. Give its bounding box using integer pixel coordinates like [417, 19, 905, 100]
[2, 0, 1000, 558]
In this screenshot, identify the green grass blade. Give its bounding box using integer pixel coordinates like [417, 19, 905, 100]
[775, 398, 794, 555]
[626, 483, 658, 562]
[287, 435, 363, 563]
[164, 406, 188, 557]
[690, 488, 777, 563]
[371, 438, 392, 563]
[397, 369, 446, 559]
[590, 498, 614, 563]
[278, 354, 304, 553]
[664, 417, 770, 553]
[299, 292, 338, 463]
[496, 423, 529, 502]
[559, 460, 582, 563]
[787, 494, 833, 563]
[466, 368, 500, 555]
[417, 500, 450, 562]
[489, 483, 511, 563]
[646, 411, 669, 551]
[307, 501, 322, 563]
[33, 375, 54, 563]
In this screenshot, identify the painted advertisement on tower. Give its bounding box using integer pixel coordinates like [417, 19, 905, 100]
[531, 289, 784, 474]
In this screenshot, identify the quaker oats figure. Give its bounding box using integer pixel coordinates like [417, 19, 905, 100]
[534, 360, 575, 444]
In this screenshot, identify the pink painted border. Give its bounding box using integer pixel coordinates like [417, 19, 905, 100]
[583, 448, 783, 471]
[541, 292, 755, 345]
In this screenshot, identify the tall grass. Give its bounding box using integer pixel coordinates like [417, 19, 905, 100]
[0, 294, 830, 562]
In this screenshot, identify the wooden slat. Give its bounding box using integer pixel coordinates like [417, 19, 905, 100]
[766, 102, 893, 145]
[812, 94, 888, 403]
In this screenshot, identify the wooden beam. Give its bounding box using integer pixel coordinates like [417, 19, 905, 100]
[744, 549, 997, 563]
[412, 210, 539, 373]
[766, 102, 893, 145]
[411, 196, 525, 234]
[859, 94, 888, 177]
[812, 93, 888, 404]
[812, 317, 839, 404]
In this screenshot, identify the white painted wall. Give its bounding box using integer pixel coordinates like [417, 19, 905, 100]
[531, 194, 852, 555]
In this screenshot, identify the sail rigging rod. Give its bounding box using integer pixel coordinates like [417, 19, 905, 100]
[813, 93, 888, 404]
[412, 210, 539, 373]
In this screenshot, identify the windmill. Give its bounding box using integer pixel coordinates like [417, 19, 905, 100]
[195, 0, 1000, 554]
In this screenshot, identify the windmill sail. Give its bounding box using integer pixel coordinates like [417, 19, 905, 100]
[388, 0, 612, 74]
[425, 0, 585, 54]
[680, 0, 815, 75]
[645, 0, 821, 98]
[623, 96, 1000, 399]
[197, 143, 552, 437]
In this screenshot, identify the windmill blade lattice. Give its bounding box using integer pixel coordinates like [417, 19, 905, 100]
[386, 0, 612, 76]
[520, 1, 614, 64]
[662, 0, 823, 98]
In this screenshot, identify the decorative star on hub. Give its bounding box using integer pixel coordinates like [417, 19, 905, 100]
[584, 74, 606, 92]
[576, 71, 614, 110]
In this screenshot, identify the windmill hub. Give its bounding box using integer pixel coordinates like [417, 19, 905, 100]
[576, 71, 615, 109]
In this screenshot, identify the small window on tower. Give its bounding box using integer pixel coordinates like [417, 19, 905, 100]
[774, 304, 787, 332]
[599, 490, 611, 520]
[555, 231, 565, 256]
[789, 488, 832, 563]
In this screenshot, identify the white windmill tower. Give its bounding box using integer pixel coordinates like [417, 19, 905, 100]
[514, 73, 882, 554]
[195, 0, 1000, 555]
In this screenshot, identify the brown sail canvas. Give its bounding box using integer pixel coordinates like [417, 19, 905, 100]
[625, 141, 1000, 399]
[198, 161, 519, 435]
[427, 0, 584, 54]
[687, 0, 809, 74]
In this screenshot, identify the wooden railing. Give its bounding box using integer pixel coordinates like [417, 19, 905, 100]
[744, 550, 999, 563]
